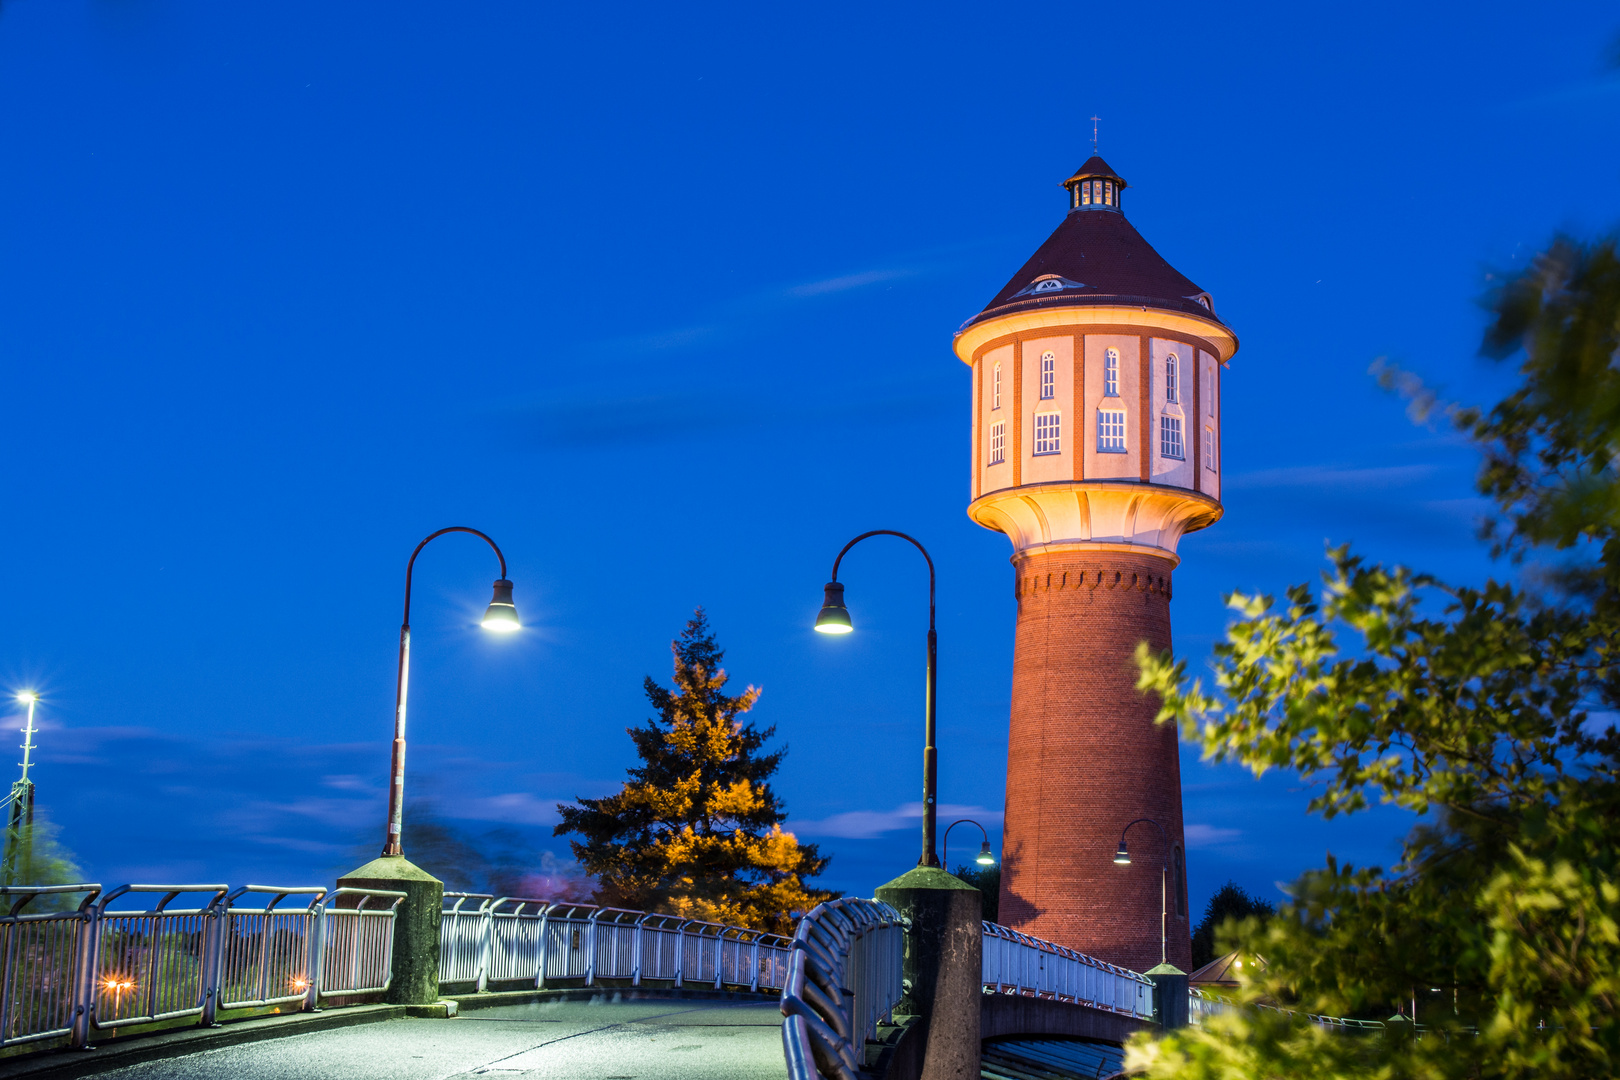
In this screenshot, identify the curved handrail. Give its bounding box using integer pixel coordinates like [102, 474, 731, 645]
[780, 898, 908, 1080]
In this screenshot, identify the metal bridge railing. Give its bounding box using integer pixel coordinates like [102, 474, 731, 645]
[779, 898, 907, 1080]
[438, 894, 795, 993]
[0, 882, 404, 1053]
[981, 921, 1155, 1020]
[1190, 985, 1409, 1033]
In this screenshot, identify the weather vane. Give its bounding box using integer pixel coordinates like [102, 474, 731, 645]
[1091, 115, 1100, 155]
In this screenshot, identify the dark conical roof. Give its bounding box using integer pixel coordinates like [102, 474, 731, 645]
[958, 158, 1225, 333]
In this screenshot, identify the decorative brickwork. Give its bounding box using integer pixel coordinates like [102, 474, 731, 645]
[998, 548, 1192, 974]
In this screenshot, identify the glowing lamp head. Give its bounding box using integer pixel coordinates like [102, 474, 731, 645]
[15, 691, 36, 705]
[814, 582, 853, 634]
[481, 579, 521, 633]
[1113, 840, 1131, 865]
[976, 840, 996, 866]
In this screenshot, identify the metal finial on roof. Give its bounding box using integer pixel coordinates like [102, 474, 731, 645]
[1090, 115, 1100, 156]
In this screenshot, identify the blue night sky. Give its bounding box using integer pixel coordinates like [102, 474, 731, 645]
[1, 1, 1617, 918]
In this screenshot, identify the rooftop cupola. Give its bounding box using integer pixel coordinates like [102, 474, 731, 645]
[1063, 155, 1127, 213]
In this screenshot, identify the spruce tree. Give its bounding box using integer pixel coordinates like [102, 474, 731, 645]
[555, 609, 835, 933]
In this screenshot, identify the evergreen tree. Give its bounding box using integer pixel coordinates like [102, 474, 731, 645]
[555, 609, 835, 933]
[1189, 881, 1273, 970]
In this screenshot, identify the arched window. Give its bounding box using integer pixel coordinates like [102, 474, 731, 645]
[1104, 349, 1119, 397]
[1165, 353, 1179, 404]
[992, 361, 1001, 410]
[1174, 846, 1186, 917]
[1040, 351, 1055, 400]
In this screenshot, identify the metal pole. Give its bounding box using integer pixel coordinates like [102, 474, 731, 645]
[827, 530, 940, 868]
[380, 527, 509, 857]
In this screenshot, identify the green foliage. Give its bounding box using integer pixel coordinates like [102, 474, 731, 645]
[953, 863, 999, 923]
[2, 815, 85, 911]
[1126, 232, 1620, 1079]
[1190, 881, 1273, 970]
[555, 609, 836, 933]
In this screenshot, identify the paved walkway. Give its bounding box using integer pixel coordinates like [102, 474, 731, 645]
[92, 999, 788, 1080]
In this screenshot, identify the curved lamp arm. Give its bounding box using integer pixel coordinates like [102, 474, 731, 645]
[403, 526, 509, 627]
[942, 818, 988, 870]
[828, 530, 935, 630]
[1117, 817, 1170, 869]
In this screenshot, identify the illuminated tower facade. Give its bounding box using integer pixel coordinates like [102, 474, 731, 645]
[952, 156, 1237, 974]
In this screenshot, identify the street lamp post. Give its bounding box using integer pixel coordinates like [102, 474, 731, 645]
[3, 692, 39, 883]
[942, 818, 996, 871]
[814, 530, 940, 868]
[381, 527, 520, 858]
[1113, 817, 1171, 967]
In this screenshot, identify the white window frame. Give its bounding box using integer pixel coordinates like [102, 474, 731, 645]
[1204, 366, 1213, 415]
[989, 421, 1006, 466]
[1040, 350, 1055, 401]
[1204, 426, 1215, 470]
[992, 361, 1001, 410]
[1160, 414, 1184, 460]
[1033, 411, 1061, 456]
[1104, 348, 1119, 397]
[1165, 353, 1179, 404]
[1097, 408, 1126, 453]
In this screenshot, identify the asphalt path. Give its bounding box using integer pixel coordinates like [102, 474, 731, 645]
[91, 999, 789, 1080]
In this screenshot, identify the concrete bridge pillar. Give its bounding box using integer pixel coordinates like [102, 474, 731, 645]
[876, 867, 982, 1080]
[339, 855, 443, 1005]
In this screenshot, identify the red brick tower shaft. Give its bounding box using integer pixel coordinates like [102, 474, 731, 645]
[1002, 549, 1188, 974]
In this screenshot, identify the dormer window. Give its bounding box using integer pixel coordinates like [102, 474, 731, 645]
[1040, 351, 1056, 400]
[1104, 348, 1120, 397]
[1165, 353, 1179, 404]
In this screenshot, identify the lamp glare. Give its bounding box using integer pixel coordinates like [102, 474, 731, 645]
[15, 691, 37, 705]
[814, 582, 853, 634]
[1113, 840, 1131, 865]
[481, 578, 521, 633]
[976, 840, 996, 866]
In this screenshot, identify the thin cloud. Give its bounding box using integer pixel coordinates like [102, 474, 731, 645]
[786, 268, 916, 298]
[1183, 824, 1242, 848]
[445, 792, 562, 827]
[793, 802, 1003, 840]
[1223, 464, 1439, 491]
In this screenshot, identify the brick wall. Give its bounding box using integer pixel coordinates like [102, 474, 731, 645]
[997, 548, 1192, 974]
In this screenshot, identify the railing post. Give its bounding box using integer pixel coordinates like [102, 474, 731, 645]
[69, 900, 98, 1049]
[632, 915, 644, 988]
[712, 927, 723, 991]
[749, 934, 760, 994]
[534, 904, 552, 990]
[304, 900, 324, 1012]
[476, 901, 493, 993]
[584, 910, 599, 987]
[674, 921, 687, 988]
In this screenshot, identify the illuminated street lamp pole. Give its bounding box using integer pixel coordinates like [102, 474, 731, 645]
[942, 818, 996, 871]
[814, 530, 940, 868]
[3, 692, 40, 883]
[381, 527, 520, 858]
[1113, 817, 1170, 967]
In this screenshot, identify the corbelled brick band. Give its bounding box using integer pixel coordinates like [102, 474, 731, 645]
[997, 548, 1192, 974]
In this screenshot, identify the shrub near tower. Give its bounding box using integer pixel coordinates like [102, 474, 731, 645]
[953, 155, 1237, 974]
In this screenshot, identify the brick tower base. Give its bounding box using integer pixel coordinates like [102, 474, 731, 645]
[997, 548, 1192, 974]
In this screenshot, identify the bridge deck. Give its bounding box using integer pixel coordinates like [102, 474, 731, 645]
[87, 999, 788, 1080]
